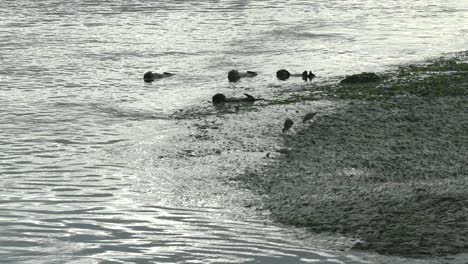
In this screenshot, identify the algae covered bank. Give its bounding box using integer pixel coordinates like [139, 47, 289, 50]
[234, 52, 468, 258]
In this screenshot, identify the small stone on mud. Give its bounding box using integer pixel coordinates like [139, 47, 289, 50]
[353, 241, 366, 249]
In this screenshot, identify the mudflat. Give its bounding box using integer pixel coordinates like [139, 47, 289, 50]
[236, 51, 468, 257]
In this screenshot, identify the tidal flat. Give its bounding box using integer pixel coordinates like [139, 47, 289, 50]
[234, 51, 468, 258]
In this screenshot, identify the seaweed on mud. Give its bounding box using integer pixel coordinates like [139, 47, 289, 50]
[330, 52, 468, 100]
[265, 92, 323, 106]
[339, 72, 382, 84]
[246, 96, 468, 257]
[235, 51, 468, 258]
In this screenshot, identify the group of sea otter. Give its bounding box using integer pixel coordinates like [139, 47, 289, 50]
[143, 69, 315, 83]
[143, 68, 318, 133]
[226, 69, 316, 83]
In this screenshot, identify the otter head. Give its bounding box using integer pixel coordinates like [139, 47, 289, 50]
[228, 70, 241, 82]
[276, 69, 290, 81]
[143, 71, 155, 82]
[212, 93, 226, 104]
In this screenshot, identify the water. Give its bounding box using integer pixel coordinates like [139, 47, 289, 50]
[1, 0, 467, 263]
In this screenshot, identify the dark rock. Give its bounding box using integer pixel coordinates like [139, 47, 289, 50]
[340, 72, 381, 84]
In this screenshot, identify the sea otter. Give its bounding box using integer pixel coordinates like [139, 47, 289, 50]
[227, 70, 258, 82]
[212, 93, 258, 104]
[143, 71, 175, 82]
[276, 69, 316, 82]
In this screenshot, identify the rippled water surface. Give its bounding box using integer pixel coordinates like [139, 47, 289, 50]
[1, 0, 467, 263]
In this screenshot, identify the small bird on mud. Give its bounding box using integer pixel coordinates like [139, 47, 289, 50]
[283, 118, 294, 133]
[303, 112, 318, 123]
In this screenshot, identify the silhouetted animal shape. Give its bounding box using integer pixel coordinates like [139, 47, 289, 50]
[228, 70, 258, 82]
[303, 112, 317, 123]
[212, 93, 257, 104]
[278, 69, 315, 81]
[276, 69, 291, 80]
[143, 71, 174, 82]
[308, 71, 316, 81]
[302, 71, 308, 81]
[283, 118, 294, 133]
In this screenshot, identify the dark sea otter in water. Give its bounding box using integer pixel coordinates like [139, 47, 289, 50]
[212, 93, 259, 104]
[143, 71, 175, 82]
[227, 70, 258, 82]
[276, 69, 316, 82]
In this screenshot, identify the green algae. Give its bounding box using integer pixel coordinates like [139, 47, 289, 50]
[235, 52, 468, 257]
[334, 52, 468, 99]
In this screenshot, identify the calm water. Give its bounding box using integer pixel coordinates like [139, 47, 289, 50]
[1, 0, 467, 263]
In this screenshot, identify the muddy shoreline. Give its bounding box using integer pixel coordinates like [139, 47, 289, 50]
[232, 52, 468, 258]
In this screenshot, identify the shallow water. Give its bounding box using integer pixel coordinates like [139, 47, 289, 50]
[1, 0, 467, 263]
